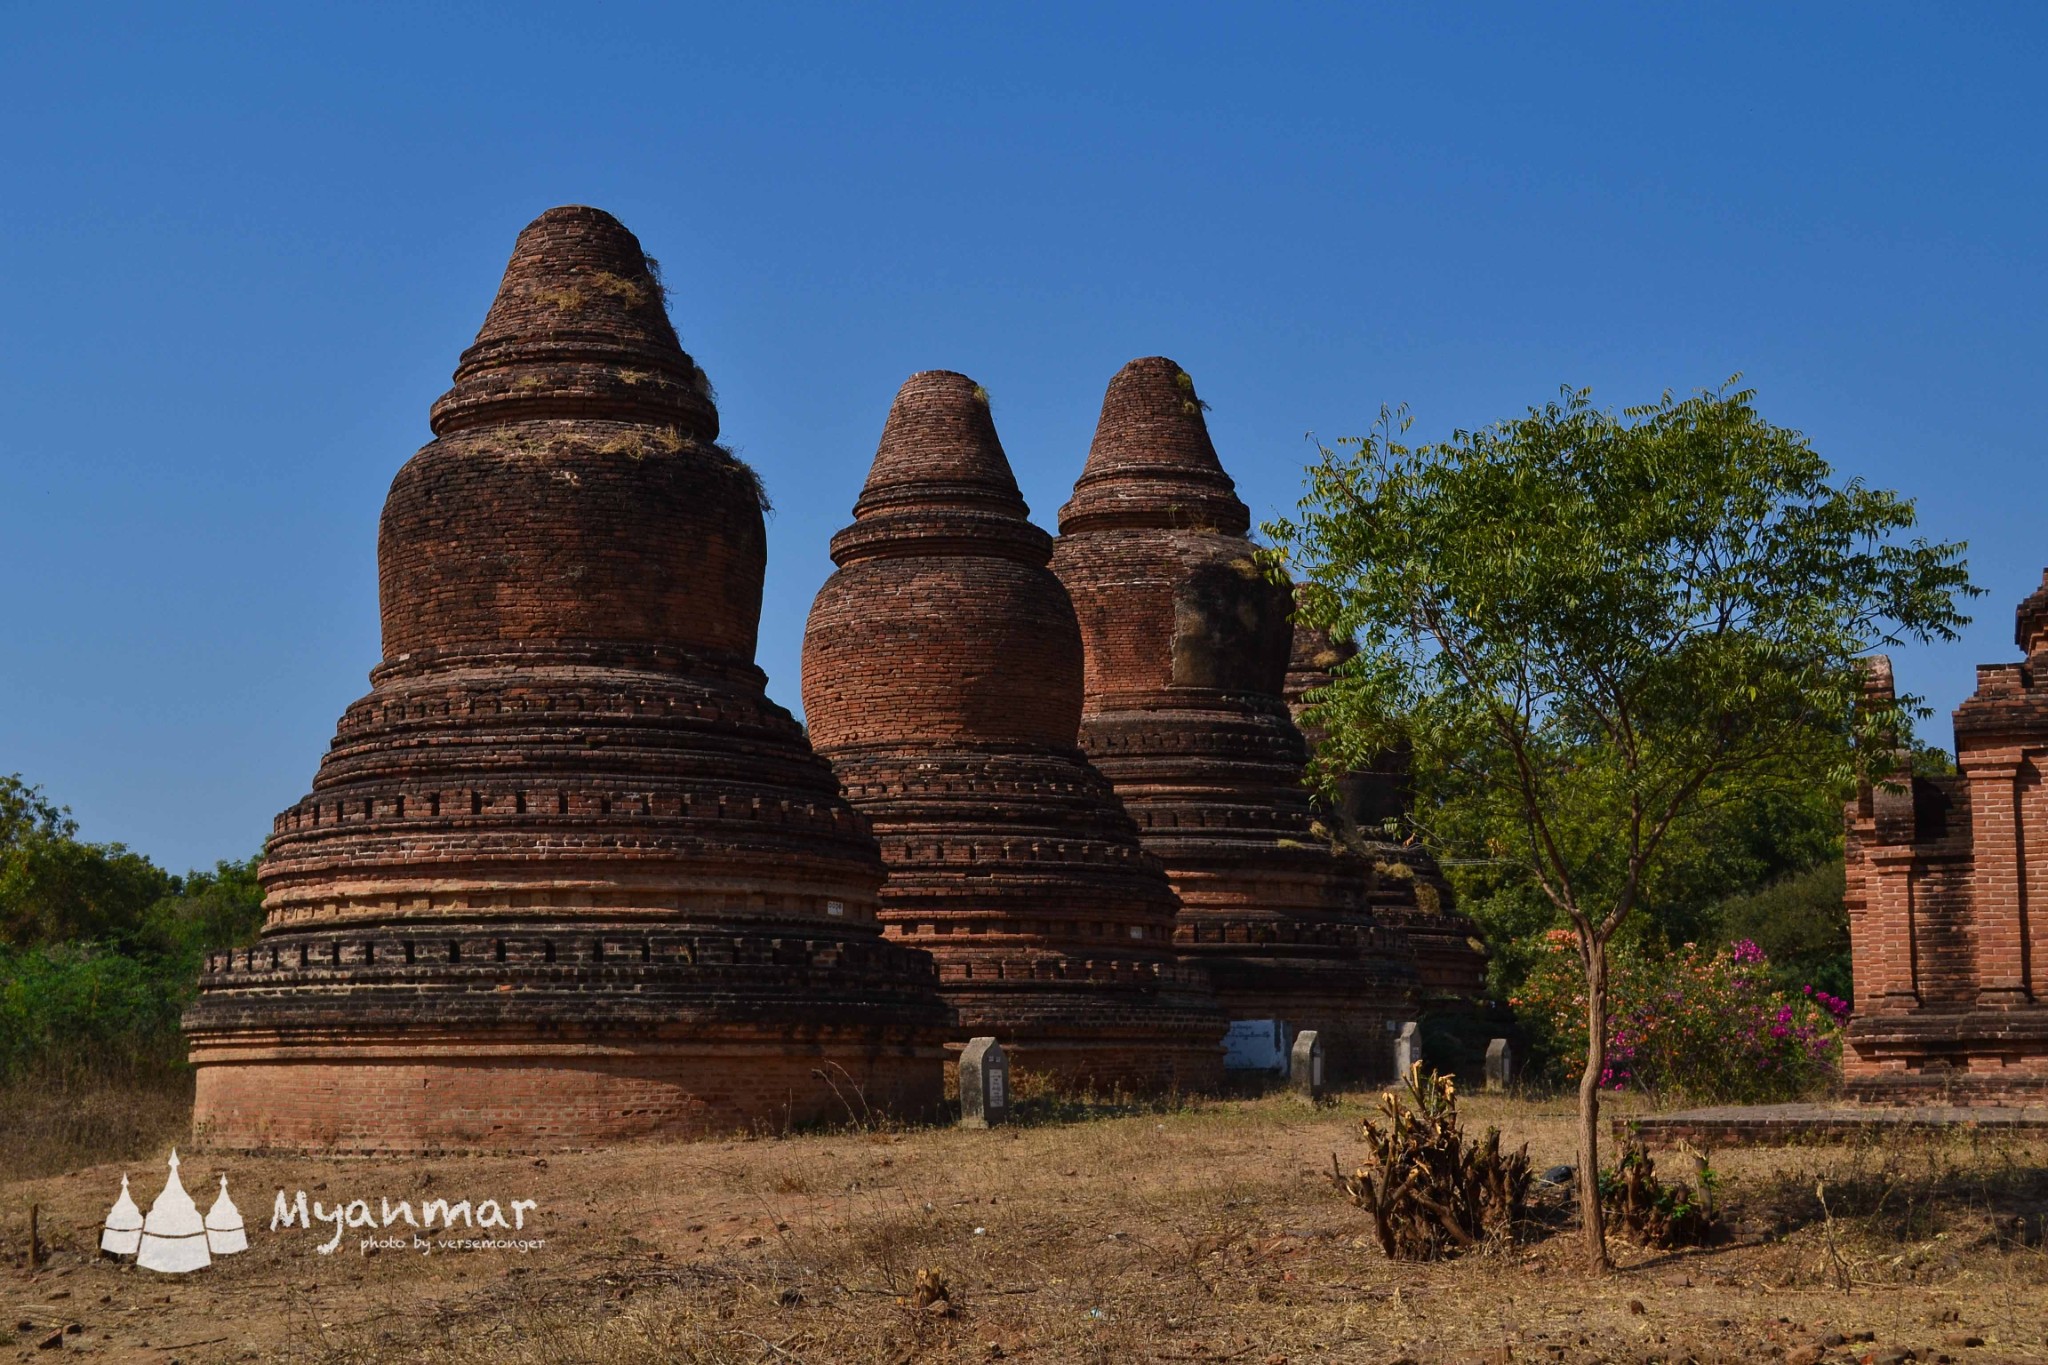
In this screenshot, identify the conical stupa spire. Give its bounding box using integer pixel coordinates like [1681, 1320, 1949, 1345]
[205, 1173, 248, 1255]
[1058, 357, 1248, 536]
[428, 205, 718, 439]
[137, 1150, 210, 1274]
[101, 1174, 142, 1256]
[830, 371, 1048, 569]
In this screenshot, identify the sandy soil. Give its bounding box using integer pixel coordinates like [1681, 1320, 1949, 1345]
[4, 1091, 2045, 1364]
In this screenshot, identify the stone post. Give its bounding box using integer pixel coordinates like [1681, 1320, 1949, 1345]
[1290, 1029, 1325, 1101]
[1484, 1037, 1513, 1093]
[958, 1037, 1011, 1129]
[1392, 1021, 1421, 1082]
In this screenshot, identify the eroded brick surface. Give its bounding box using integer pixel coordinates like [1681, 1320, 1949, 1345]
[1845, 590, 2048, 1103]
[1050, 359, 1420, 1081]
[802, 372, 1227, 1092]
[184, 207, 953, 1150]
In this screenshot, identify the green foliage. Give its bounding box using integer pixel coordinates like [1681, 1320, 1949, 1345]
[1270, 378, 1975, 1262]
[0, 773, 265, 1084]
[1271, 382, 1974, 948]
[0, 941, 193, 1083]
[1707, 860, 1851, 999]
[1513, 932, 1847, 1103]
[1, 773, 174, 948]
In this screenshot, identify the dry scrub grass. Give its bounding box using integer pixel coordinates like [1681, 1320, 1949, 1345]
[2, 1089, 2044, 1364]
[0, 1073, 192, 1184]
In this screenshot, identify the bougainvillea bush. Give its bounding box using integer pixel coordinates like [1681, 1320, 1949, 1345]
[1513, 930, 1847, 1103]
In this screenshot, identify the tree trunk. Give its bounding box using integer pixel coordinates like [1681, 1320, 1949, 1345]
[1578, 936, 1610, 1270]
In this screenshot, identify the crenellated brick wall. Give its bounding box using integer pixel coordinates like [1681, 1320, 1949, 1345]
[1845, 587, 2048, 1103]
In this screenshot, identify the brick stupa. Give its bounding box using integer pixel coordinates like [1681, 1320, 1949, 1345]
[1050, 358, 1419, 1079]
[185, 207, 952, 1150]
[1284, 622, 1489, 1013]
[1844, 577, 2048, 1102]
[803, 372, 1226, 1091]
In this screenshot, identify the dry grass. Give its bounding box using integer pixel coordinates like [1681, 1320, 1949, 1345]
[3, 1087, 2045, 1363]
[0, 1071, 192, 1184]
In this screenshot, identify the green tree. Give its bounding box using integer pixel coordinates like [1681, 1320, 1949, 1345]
[0, 774, 172, 948]
[1269, 382, 1974, 1268]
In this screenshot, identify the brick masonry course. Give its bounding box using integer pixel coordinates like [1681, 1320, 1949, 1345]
[801, 371, 1227, 1093]
[1049, 358, 1421, 1082]
[183, 206, 954, 1151]
[1843, 580, 2048, 1103]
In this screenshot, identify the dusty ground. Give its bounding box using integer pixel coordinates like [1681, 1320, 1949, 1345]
[3, 1088, 2045, 1364]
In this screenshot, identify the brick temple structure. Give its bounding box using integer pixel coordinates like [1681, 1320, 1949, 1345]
[1844, 582, 2048, 1103]
[1049, 357, 1419, 1080]
[184, 206, 953, 1151]
[1284, 623, 1489, 1014]
[802, 371, 1227, 1092]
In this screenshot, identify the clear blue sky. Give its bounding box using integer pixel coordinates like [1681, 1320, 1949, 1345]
[1, 4, 2041, 873]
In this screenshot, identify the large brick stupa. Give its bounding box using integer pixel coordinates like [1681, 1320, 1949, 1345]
[1049, 358, 1419, 1080]
[185, 207, 952, 1150]
[802, 371, 1226, 1091]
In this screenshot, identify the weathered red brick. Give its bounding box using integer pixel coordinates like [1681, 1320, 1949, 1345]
[1845, 592, 2048, 1104]
[1049, 359, 1420, 1080]
[802, 372, 1226, 1093]
[184, 207, 953, 1151]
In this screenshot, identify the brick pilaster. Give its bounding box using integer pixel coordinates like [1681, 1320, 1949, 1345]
[1964, 751, 2031, 1004]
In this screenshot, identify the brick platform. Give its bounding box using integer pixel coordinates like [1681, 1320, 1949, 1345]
[185, 206, 953, 1150]
[801, 371, 1226, 1092]
[1049, 358, 1419, 1082]
[1623, 1102, 2048, 1149]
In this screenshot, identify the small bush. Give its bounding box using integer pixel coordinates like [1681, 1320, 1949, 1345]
[1600, 1136, 1719, 1248]
[1512, 930, 1846, 1103]
[1331, 1065, 1531, 1259]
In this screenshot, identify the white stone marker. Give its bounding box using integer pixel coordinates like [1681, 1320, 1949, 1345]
[1290, 1029, 1326, 1100]
[1484, 1037, 1515, 1093]
[1392, 1020, 1422, 1082]
[1221, 1019, 1290, 1073]
[959, 1036, 1011, 1129]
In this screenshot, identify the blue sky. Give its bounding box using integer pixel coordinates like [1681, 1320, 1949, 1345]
[1, 4, 2041, 872]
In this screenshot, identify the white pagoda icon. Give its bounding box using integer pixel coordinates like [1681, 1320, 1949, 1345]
[135, 1150, 211, 1273]
[204, 1173, 247, 1255]
[99, 1174, 143, 1256]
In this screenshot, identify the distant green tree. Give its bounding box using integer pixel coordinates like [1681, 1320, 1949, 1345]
[0, 774, 172, 948]
[1271, 381, 1974, 1268]
[0, 774, 266, 1086]
[137, 856, 267, 960]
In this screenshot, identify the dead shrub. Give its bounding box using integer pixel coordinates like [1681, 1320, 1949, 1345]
[1330, 1063, 1531, 1259]
[1601, 1136, 1719, 1248]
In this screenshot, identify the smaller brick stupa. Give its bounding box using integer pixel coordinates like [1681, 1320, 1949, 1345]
[1844, 574, 2048, 1102]
[803, 372, 1226, 1091]
[1050, 358, 1418, 1079]
[1284, 622, 1488, 1012]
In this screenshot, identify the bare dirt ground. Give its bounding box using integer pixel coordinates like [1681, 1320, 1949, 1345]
[4, 1088, 2045, 1364]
